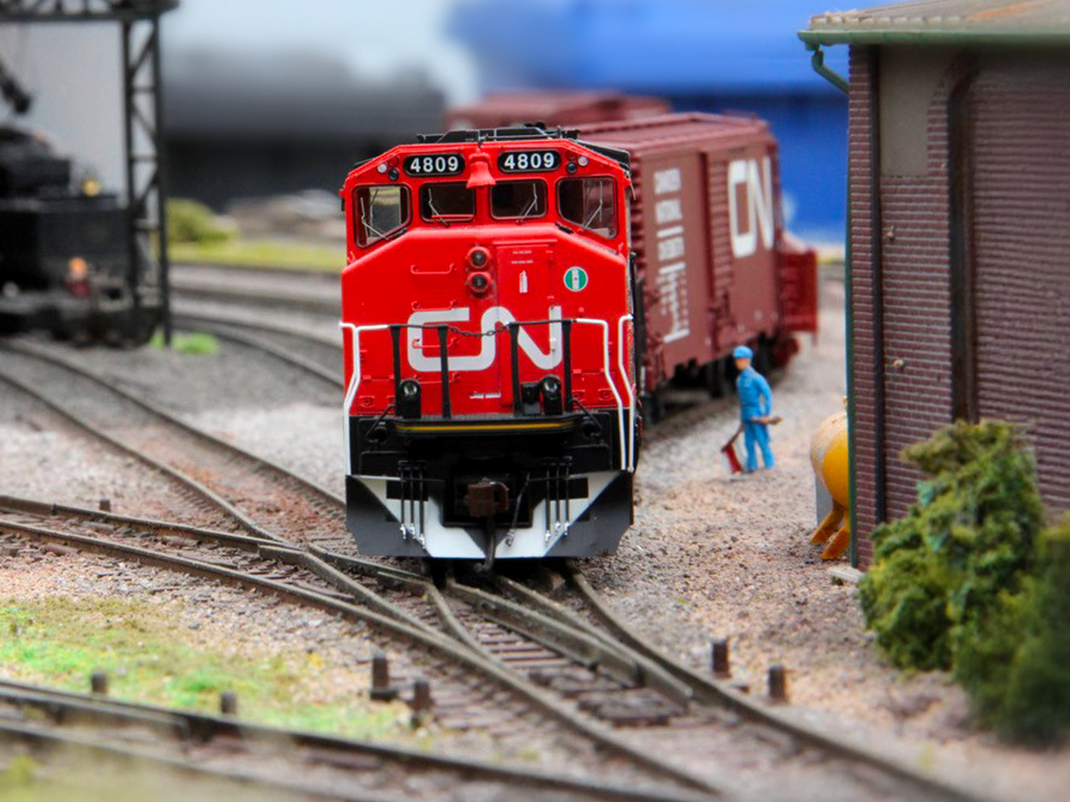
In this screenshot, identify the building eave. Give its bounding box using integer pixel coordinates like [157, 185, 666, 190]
[799, 28, 1070, 47]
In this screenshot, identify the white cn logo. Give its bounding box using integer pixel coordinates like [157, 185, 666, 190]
[728, 157, 774, 258]
[406, 306, 563, 373]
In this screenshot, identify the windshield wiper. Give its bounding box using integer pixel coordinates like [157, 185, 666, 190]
[426, 194, 451, 227]
[359, 193, 388, 242]
[515, 185, 541, 224]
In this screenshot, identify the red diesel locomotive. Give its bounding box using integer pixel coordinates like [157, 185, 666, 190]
[340, 114, 817, 563]
[341, 127, 638, 562]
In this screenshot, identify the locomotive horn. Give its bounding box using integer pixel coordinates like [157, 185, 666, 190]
[466, 152, 497, 189]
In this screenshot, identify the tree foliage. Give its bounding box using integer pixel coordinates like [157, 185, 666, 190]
[993, 520, 1070, 742]
[859, 421, 1041, 670]
[858, 420, 1070, 742]
[167, 198, 232, 245]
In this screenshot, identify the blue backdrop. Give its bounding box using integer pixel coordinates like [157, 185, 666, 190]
[449, 0, 852, 243]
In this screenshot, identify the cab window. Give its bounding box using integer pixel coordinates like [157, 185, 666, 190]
[491, 180, 547, 221]
[354, 185, 410, 247]
[558, 177, 617, 238]
[420, 182, 475, 222]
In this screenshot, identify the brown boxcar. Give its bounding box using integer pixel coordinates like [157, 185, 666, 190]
[447, 91, 670, 130]
[578, 113, 818, 399]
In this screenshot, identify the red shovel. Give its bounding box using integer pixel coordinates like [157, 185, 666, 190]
[721, 417, 782, 475]
[721, 425, 744, 474]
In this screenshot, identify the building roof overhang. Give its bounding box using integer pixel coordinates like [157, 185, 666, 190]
[800, 0, 1070, 47]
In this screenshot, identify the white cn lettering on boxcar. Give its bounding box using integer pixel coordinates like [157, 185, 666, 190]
[652, 167, 690, 344]
[728, 157, 774, 258]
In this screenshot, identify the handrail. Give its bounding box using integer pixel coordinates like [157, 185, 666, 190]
[576, 317, 627, 471]
[342, 316, 632, 472]
[340, 322, 389, 473]
[616, 314, 636, 473]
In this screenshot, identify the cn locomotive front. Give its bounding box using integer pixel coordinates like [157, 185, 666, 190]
[340, 127, 639, 563]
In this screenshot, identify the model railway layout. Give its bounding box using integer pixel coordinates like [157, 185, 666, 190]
[0, 321, 987, 802]
[5, 2, 1056, 795]
[338, 116, 817, 563]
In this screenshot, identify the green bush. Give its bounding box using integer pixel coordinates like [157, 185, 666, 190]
[859, 421, 1042, 672]
[994, 520, 1070, 742]
[861, 420, 1070, 742]
[167, 198, 231, 245]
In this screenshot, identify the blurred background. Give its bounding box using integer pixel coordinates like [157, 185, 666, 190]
[0, 0, 865, 261]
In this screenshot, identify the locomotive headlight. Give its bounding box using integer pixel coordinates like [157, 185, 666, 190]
[397, 379, 422, 419]
[467, 271, 492, 297]
[67, 257, 89, 281]
[578, 156, 589, 167]
[377, 163, 388, 174]
[467, 246, 490, 269]
[539, 376, 564, 416]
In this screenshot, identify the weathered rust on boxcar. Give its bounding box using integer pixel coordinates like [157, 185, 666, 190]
[446, 91, 670, 131]
[578, 113, 818, 395]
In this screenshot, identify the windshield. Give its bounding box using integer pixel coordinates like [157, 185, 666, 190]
[558, 177, 617, 238]
[420, 182, 475, 223]
[354, 185, 410, 246]
[491, 180, 547, 221]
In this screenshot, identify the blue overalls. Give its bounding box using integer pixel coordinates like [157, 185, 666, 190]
[736, 367, 774, 471]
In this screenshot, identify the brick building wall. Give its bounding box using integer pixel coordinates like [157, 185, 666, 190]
[846, 46, 881, 567]
[847, 46, 961, 566]
[848, 46, 1070, 566]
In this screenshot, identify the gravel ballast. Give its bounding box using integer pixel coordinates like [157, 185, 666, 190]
[2, 273, 1067, 800]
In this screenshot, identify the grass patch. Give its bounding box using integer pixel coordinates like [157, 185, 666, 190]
[170, 238, 344, 272]
[0, 596, 409, 741]
[149, 331, 218, 355]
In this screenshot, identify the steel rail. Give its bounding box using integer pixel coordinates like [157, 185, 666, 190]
[171, 307, 343, 349]
[0, 679, 711, 802]
[0, 338, 355, 556]
[0, 720, 384, 802]
[562, 563, 999, 802]
[0, 500, 722, 795]
[1, 338, 901, 797]
[0, 367, 279, 541]
[172, 275, 339, 315]
[3, 337, 342, 509]
[173, 314, 343, 388]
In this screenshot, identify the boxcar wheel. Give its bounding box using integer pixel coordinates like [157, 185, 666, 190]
[704, 359, 726, 398]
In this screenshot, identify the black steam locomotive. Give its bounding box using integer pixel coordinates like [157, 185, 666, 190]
[0, 124, 157, 343]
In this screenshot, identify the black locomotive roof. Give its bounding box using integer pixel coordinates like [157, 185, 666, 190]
[415, 124, 630, 170]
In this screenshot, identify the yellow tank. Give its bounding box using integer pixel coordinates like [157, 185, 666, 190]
[809, 408, 851, 560]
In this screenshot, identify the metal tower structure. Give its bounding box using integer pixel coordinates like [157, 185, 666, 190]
[0, 0, 179, 343]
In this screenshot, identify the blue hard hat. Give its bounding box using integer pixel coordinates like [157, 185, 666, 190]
[733, 345, 754, 359]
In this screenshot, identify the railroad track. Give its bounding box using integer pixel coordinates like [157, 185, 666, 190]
[172, 265, 339, 316]
[477, 564, 995, 802]
[172, 304, 343, 388]
[0, 678, 709, 802]
[0, 339, 992, 801]
[0, 338, 351, 551]
[0, 495, 720, 795]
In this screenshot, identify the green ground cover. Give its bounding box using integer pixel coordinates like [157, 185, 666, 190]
[149, 331, 219, 355]
[169, 238, 344, 272]
[0, 596, 409, 740]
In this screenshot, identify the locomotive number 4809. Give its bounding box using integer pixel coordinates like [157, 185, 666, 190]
[403, 153, 465, 177]
[499, 150, 559, 173]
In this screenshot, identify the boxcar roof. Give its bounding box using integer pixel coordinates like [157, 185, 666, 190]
[578, 113, 770, 153]
[801, 0, 1070, 46]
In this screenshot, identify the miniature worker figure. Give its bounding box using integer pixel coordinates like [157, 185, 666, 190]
[733, 345, 775, 471]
